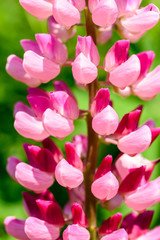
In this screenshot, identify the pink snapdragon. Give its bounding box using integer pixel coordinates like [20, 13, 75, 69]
[14, 84, 79, 140]
[6, 34, 67, 86]
[72, 36, 100, 85]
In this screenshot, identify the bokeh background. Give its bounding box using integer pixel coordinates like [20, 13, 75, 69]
[1, 0, 160, 239]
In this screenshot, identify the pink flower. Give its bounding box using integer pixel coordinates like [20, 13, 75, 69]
[63, 224, 90, 240]
[91, 155, 119, 201]
[72, 36, 99, 85]
[100, 228, 128, 240]
[99, 213, 122, 236]
[6, 34, 67, 86]
[91, 88, 119, 135]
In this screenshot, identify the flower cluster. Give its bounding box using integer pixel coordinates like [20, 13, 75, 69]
[4, 0, 160, 240]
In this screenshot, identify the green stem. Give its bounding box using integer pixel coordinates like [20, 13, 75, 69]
[84, 4, 99, 240]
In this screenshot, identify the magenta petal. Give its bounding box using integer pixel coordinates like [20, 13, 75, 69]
[91, 88, 110, 117]
[72, 53, 98, 85]
[19, 0, 52, 20]
[14, 111, 49, 141]
[71, 203, 89, 227]
[63, 224, 90, 240]
[94, 155, 112, 181]
[92, 105, 119, 136]
[91, 171, 119, 201]
[25, 217, 60, 240]
[43, 109, 74, 139]
[7, 156, 21, 180]
[4, 217, 29, 240]
[92, 0, 118, 28]
[6, 55, 41, 87]
[118, 125, 152, 155]
[49, 91, 79, 120]
[15, 162, 54, 193]
[53, 81, 77, 102]
[109, 55, 140, 89]
[76, 36, 100, 66]
[55, 159, 83, 188]
[65, 142, 83, 171]
[23, 50, 60, 83]
[20, 39, 41, 55]
[99, 213, 122, 236]
[42, 138, 63, 163]
[100, 229, 128, 240]
[35, 34, 68, 64]
[104, 40, 130, 72]
[53, 0, 80, 29]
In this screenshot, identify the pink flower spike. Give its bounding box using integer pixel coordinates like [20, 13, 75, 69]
[104, 40, 130, 72]
[15, 162, 54, 193]
[55, 159, 83, 188]
[91, 88, 110, 117]
[42, 109, 74, 139]
[65, 142, 83, 171]
[49, 91, 79, 120]
[63, 224, 90, 240]
[6, 55, 41, 87]
[35, 34, 68, 65]
[23, 50, 60, 83]
[72, 53, 98, 85]
[19, 0, 52, 20]
[115, 0, 142, 17]
[71, 203, 89, 227]
[48, 16, 76, 42]
[36, 200, 65, 227]
[76, 36, 100, 66]
[118, 125, 152, 155]
[28, 145, 57, 173]
[42, 138, 63, 163]
[100, 228, 128, 240]
[137, 51, 155, 81]
[99, 213, 122, 236]
[7, 156, 21, 180]
[91, 0, 118, 28]
[94, 155, 112, 181]
[109, 55, 140, 89]
[125, 177, 160, 211]
[91, 171, 119, 201]
[25, 217, 60, 240]
[53, 81, 77, 102]
[121, 4, 159, 34]
[92, 105, 119, 136]
[119, 166, 145, 194]
[20, 39, 41, 55]
[53, 0, 80, 29]
[4, 217, 29, 240]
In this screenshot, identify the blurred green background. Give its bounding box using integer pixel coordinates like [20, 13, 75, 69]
[1, 0, 160, 239]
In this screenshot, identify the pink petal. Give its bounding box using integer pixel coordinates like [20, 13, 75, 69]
[49, 91, 79, 120]
[115, 0, 142, 17]
[91, 88, 110, 117]
[25, 217, 60, 240]
[65, 142, 83, 171]
[55, 159, 83, 188]
[91, 171, 119, 201]
[4, 217, 29, 240]
[63, 224, 90, 240]
[19, 0, 52, 20]
[14, 111, 49, 141]
[53, 0, 80, 29]
[72, 134, 88, 159]
[125, 177, 160, 211]
[76, 36, 100, 66]
[121, 4, 159, 33]
[104, 40, 130, 72]
[14, 102, 34, 117]
[53, 81, 77, 102]
[42, 138, 63, 163]
[72, 0, 86, 11]
[92, 0, 118, 28]
[35, 34, 68, 65]
[96, 27, 112, 45]
[71, 203, 89, 227]
[72, 53, 98, 85]
[42, 109, 74, 139]
[109, 55, 140, 89]
[94, 155, 112, 180]
[7, 156, 21, 180]
[118, 125, 152, 155]
[100, 229, 128, 240]
[136, 226, 160, 240]
[99, 213, 122, 236]
[133, 65, 160, 100]
[92, 105, 119, 136]
[23, 50, 60, 83]
[6, 55, 41, 87]
[20, 39, 41, 55]
[15, 162, 54, 193]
